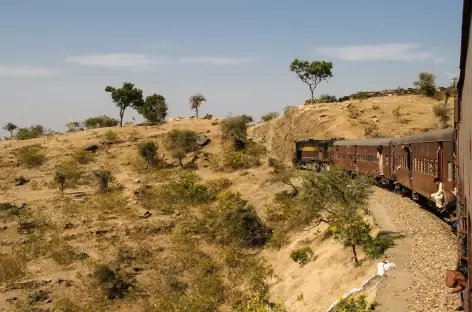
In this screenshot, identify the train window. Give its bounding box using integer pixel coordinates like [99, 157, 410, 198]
[385, 155, 389, 165]
[429, 160, 434, 176]
[448, 162, 453, 182]
[434, 160, 438, 177]
[420, 159, 424, 173]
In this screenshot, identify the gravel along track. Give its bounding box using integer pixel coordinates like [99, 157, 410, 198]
[371, 187, 460, 312]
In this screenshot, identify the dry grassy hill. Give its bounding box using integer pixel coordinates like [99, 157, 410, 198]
[0, 95, 454, 312]
[249, 95, 454, 164]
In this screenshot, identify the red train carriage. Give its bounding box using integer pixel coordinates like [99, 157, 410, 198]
[390, 128, 455, 204]
[333, 138, 392, 178]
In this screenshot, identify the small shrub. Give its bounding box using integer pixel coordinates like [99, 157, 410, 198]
[84, 115, 119, 129]
[372, 104, 380, 110]
[0, 253, 26, 283]
[49, 238, 74, 265]
[333, 294, 368, 312]
[392, 106, 402, 119]
[351, 91, 370, 100]
[103, 130, 119, 142]
[16, 125, 45, 140]
[139, 141, 158, 169]
[54, 162, 81, 194]
[127, 129, 141, 142]
[16, 145, 46, 167]
[290, 246, 314, 266]
[284, 106, 297, 115]
[93, 264, 132, 300]
[166, 129, 199, 167]
[93, 170, 111, 193]
[261, 112, 280, 122]
[220, 115, 251, 149]
[65, 121, 82, 132]
[168, 171, 213, 204]
[362, 235, 394, 259]
[204, 177, 232, 194]
[399, 118, 410, 124]
[433, 103, 451, 128]
[319, 93, 337, 102]
[347, 105, 361, 119]
[71, 149, 95, 164]
[203, 113, 213, 119]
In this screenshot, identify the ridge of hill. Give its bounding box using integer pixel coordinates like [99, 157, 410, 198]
[248, 94, 454, 164]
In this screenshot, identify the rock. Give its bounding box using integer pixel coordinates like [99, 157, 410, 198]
[196, 134, 211, 147]
[134, 179, 141, 183]
[63, 223, 74, 229]
[140, 211, 152, 219]
[72, 252, 89, 260]
[0, 225, 7, 230]
[14, 176, 29, 186]
[84, 144, 99, 152]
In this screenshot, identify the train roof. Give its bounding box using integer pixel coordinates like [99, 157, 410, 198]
[390, 128, 454, 145]
[333, 138, 392, 147]
[296, 139, 338, 144]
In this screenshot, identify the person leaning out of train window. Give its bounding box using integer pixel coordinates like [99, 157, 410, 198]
[445, 269, 467, 311]
[376, 146, 384, 177]
[430, 178, 445, 209]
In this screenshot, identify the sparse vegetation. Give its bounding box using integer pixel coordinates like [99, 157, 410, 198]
[93, 170, 111, 192]
[103, 129, 119, 142]
[261, 112, 280, 122]
[3, 122, 17, 138]
[138, 93, 168, 123]
[65, 121, 82, 132]
[220, 115, 252, 149]
[105, 82, 144, 127]
[166, 129, 199, 167]
[319, 93, 337, 102]
[290, 246, 314, 266]
[290, 58, 333, 102]
[413, 72, 437, 97]
[16, 144, 46, 167]
[83, 115, 119, 128]
[16, 124, 46, 140]
[189, 92, 207, 118]
[71, 149, 95, 164]
[139, 141, 158, 169]
[333, 294, 368, 312]
[433, 103, 451, 128]
[54, 161, 81, 195]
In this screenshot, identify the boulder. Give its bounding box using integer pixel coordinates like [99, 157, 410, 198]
[84, 144, 99, 152]
[196, 134, 211, 147]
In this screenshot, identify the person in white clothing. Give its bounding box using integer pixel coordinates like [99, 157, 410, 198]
[431, 178, 445, 209]
[376, 146, 384, 176]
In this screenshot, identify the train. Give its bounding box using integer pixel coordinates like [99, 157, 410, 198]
[293, 0, 472, 309]
[294, 129, 456, 209]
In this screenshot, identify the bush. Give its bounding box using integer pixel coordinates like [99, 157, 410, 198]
[65, 121, 82, 132]
[16, 125, 45, 140]
[261, 112, 280, 122]
[54, 162, 82, 194]
[0, 253, 26, 284]
[103, 130, 119, 142]
[166, 129, 199, 167]
[372, 104, 380, 110]
[83, 115, 119, 129]
[92, 170, 111, 193]
[413, 72, 437, 97]
[333, 294, 368, 312]
[362, 235, 394, 259]
[71, 149, 95, 164]
[203, 113, 213, 119]
[433, 103, 451, 128]
[204, 177, 232, 194]
[220, 116, 251, 149]
[350, 91, 370, 100]
[168, 171, 214, 205]
[283, 106, 297, 115]
[319, 93, 337, 102]
[139, 141, 158, 169]
[290, 246, 314, 266]
[93, 264, 132, 300]
[16, 145, 46, 167]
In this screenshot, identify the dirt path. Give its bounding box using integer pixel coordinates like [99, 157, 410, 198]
[369, 187, 459, 312]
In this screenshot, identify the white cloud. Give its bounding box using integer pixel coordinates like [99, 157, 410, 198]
[0, 65, 58, 77]
[314, 43, 435, 61]
[178, 57, 254, 66]
[65, 53, 168, 71]
[65, 53, 254, 70]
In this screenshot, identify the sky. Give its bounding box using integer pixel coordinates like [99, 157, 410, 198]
[0, 0, 464, 135]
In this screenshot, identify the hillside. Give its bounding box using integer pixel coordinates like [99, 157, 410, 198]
[0, 119, 387, 312]
[249, 95, 454, 164]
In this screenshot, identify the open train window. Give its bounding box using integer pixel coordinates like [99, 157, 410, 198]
[434, 160, 438, 177]
[420, 159, 424, 173]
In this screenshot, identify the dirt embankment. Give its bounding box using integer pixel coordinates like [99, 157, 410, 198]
[248, 95, 453, 165]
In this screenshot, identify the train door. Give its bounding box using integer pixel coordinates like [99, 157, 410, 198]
[437, 142, 444, 180]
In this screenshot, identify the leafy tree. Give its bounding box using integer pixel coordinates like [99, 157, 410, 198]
[166, 129, 199, 167]
[54, 162, 81, 196]
[138, 94, 168, 123]
[3, 123, 17, 138]
[413, 72, 437, 97]
[330, 213, 371, 265]
[139, 142, 158, 170]
[65, 121, 82, 132]
[261, 112, 279, 122]
[268, 160, 298, 196]
[105, 82, 144, 127]
[289, 59, 333, 103]
[189, 93, 206, 118]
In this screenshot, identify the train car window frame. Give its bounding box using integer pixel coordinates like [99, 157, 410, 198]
[447, 161, 453, 182]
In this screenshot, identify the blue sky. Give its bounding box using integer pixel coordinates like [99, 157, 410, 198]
[0, 0, 464, 134]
